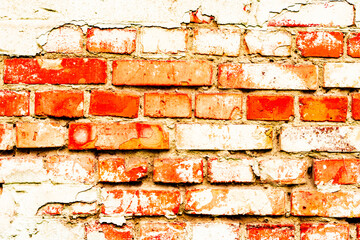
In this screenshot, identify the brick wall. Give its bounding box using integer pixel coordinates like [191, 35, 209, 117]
[1, 0, 360, 239]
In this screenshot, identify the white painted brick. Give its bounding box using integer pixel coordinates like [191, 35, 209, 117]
[208, 158, 255, 183]
[192, 223, 239, 240]
[0, 123, 15, 150]
[244, 30, 291, 56]
[324, 63, 360, 88]
[281, 126, 360, 152]
[259, 158, 308, 184]
[176, 124, 272, 150]
[193, 28, 240, 56]
[43, 25, 83, 53]
[140, 28, 187, 53]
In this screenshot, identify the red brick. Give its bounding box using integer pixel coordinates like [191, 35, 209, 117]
[291, 190, 360, 217]
[314, 159, 360, 185]
[0, 91, 29, 116]
[44, 155, 96, 183]
[37, 204, 64, 216]
[68, 122, 169, 150]
[86, 221, 134, 240]
[189, 9, 214, 23]
[35, 90, 84, 118]
[185, 188, 285, 215]
[207, 158, 254, 183]
[195, 93, 242, 120]
[112, 60, 212, 86]
[0, 124, 14, 150]
[218, 64, 318, 90]
[140, 222, 187, 240]
[301, 223, 349, 240]
[43, 25, 84, 54]
[89, 90, 139, 118]
[98, 157, 147, 182]
[352, 93, 360, 120]
[247, 224, 295, 240]
[192, 223, 240, 240]
[87, 28, 136, 54]
[247, 95, 294, 121]
[101, 189, 181, 216]
[16, 122, 66, 148]
[144, 92, 191, 118]
[153, 158, 203, 183]
[296, 32, 343, 57]
[348, 33, 360, 57]
[4, 58, 107, 84]
[299, 95, 347, 122]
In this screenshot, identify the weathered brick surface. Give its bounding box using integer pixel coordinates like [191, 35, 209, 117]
[4, 58, 107, 84]
[192, 223, 240, 240]
[35, 90, 84, 118]
[86, 28, 136, 54]
[244, 31, 291, 56]
[140, 28, 187, 53]
[193, 28, 240, 56]
[69, 122, 169, 150]
[300, 223, 349, 240]
[247, 95, 294, 121]
[140, 222, 186, 240]
[247, 224, 295, 240]
[207, 158, 254, 183]
[0, 124, 15, 150]
[43, 25, 84, 54]
[195, 93, 242, 120]
[89, 90, 140, 117]
[299, 95, 348, 122]
[86, 221, 134, 240]
[292, 190, 360, 217]
[0, 91, 29, 116]
[144, 92, 191, 118]
[218, 64, 318, 90]
[101, 189, 181, 216]
[185, 188, 285, 215]
[296, 32, 343, 57]
[176, 124, 272, 150]
[153, 158, 203, 183]
[352, 93, 360, 120]
[280, 126, 360, 152]
[324, 63, 360, 88]
[348, 33, 360, 58]
[113, 60, 212, 86]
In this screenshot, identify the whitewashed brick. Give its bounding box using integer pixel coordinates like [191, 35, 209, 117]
[324, 63, 360, 88]
[268, 2, 354, 27]
[193, 28, 240, 56]
[259, 158, 308, 184]
[208, 158, 254, 183]
[0, 123, 15, 150]
[244, 30, 291, 56]
[192, 223, 240, 240]
[43, 25, 83, 53]
[281, 126, 360, 152]
[176, 124, 272, 150]
[140, 28, 187, 53]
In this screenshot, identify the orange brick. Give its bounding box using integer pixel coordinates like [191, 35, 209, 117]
[195, 93, 242, 120]
[301, 223, 349, 240]
[37, 204, 64, 216]
[299, 95, 347, 122]
[185, 188, 285, 216]
[0, 91, 29, 116]
[314, 159, 360, 185]
[352, 93, 360, 120]
[247, 224, 295, 240]
[0, 123, 15, 150]
[144, 92, 191, 118]
[87, 28, 136, 54]
[44, 155, 96, 183]
[348, 33, 360, 57]
[153, 158, 203, 183]
[98, 157, 147, 182]
[101, 189, 181, 216]
[296, 32, 343, 57]
[35, 90, 84, 118]
[291, 190, 360, 217]
[247, 95, 294, 121]
[16, 122, 66, 148]
[112, 60, 212, 86]
[140, 222, 187, 240]
[86, 221, 134, 240]
[4, 58, 107, 84]
[189, 9, 214, 23]
[89, 90, 139, 118]
[218, 64, 318, 90]
[68, 122, 169, 150]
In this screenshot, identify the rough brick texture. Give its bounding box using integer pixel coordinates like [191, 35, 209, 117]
[0, 91, 29, 116]
[247, 224, 295, 240]
[300, 223, 349, 240]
